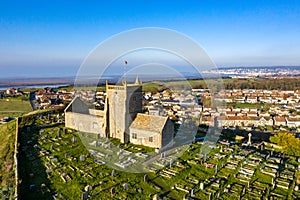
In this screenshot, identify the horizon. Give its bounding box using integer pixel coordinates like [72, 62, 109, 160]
[1, 1, 300, 78]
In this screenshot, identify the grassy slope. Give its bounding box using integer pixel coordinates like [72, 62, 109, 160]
[0, 121, 16, 187]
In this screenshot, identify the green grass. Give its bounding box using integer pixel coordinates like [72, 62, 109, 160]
[227, 102, 264, 109]
[15, 111, 300, 199]
[0, 120, 16, 198]
[0, 99, 32, 117]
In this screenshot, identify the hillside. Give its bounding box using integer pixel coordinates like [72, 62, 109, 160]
[0, 121, 16, 198]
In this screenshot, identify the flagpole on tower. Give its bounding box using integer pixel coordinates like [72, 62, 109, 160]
[124, 60, 128, 84]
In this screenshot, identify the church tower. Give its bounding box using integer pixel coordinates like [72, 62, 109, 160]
[106, 76, 142, 143]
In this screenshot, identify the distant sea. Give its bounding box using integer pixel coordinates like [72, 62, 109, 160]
[0, 84, 69, 91]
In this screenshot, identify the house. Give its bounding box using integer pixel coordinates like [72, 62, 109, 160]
[259, 112, 271, 117]
[216, 116, 260, 128]
[258, 117, 273, 126]
[286, 118, 300, 128]
[6, 88, 17, 95]
[200, 116, 214, 126]
[274, 116, 286, 126]
[246, 97, 257, 104]
[148, 105, 164, 116]
[247, 111, 258, 117]
[40, 95, 51, 108]
[235, 97, 245, 103]
[129, 114, 173, 149]
[226, 111, 236, 117]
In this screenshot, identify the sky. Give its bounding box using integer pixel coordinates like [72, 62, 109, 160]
[1, 0, 300, 78]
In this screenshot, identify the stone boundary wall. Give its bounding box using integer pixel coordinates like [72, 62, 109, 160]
[14, 118, 19, 199]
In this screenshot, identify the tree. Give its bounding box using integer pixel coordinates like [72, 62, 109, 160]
[270, 132, 300, 156]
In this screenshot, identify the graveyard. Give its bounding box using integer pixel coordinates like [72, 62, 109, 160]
[17, 112, 300, 199]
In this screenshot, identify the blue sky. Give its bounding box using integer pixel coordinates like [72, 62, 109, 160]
[1, 0, 300, 77]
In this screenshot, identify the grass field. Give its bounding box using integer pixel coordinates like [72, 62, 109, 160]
[227, 102, 265, 109]
[0, 99, 32, 117]
[0, 120, 16, 198]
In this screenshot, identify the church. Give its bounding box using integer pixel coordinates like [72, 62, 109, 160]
[64, 77, 174, 150]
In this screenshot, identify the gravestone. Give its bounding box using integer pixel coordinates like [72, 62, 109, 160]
[170, 158, 174, 168]
[123, 183, 128, 190]
[199, 182, 204, 190]
[72, 136, 77, 143]
[209, 193, 212, 200]
[215, 164, 218, 174]
[153, 194, 159, 200]
[260, 143, 265, 151]
[144, 174, 149, 182]
[29, 184, 36, 192]
[183, 194, 188, 200]
[57, 129, 61, 137]
[85, 185, 92, 192]
[111, 170, 116, 177]
[110, 187, 116, 196]
[247, 133, 252, 146]
[80, 155, 85, 161]
[190, 189, 195, 197]
[51, 144, 55, 150]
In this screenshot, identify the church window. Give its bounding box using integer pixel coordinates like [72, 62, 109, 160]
[93, 122, 99, 129]
[132, 133, 137, 139]
[149, 136, 153, 142]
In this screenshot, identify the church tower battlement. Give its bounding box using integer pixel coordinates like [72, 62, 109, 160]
[105, 76, 143, 143]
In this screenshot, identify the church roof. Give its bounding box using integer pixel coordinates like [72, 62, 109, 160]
[64, 96, 90, 114]
[130, 113, 169, 134]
